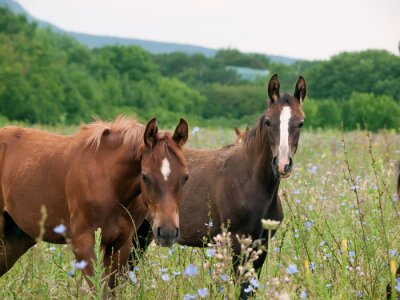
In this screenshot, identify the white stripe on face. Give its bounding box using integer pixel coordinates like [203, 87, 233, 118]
[160, 158, 171, 181]
[279, 106, 292, 160]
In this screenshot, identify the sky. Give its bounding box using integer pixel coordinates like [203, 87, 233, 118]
[16, 0, 400, 60]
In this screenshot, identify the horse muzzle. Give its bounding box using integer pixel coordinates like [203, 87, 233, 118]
[153, 225, 179, 247]
[272, 156, 293, 178]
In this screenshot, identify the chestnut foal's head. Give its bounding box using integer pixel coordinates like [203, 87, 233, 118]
[140, 118, 189, 247]
[263, 74, 306, 178]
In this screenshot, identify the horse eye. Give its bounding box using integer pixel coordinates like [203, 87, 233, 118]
[183, 174, 189, 183]
[298, 121, 304, 128]
[141, 174, 150, 185]
[264, 118, 272, 127]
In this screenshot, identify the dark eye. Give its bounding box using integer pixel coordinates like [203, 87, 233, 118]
[183, 174, 189, 183]
[264, 118, 272, 127]
[298, 121, 304, 128]
[141, 174, 151, 185]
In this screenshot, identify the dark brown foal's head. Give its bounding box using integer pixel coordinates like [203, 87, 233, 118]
[264, 74, 306, 178]
[235, 126, 250, 144]
[140, 118, 189, 247]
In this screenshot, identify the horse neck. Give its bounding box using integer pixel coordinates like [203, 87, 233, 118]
[244, 126, 277, 188]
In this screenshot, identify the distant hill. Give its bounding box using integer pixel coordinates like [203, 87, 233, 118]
[0, 0, 298, 64]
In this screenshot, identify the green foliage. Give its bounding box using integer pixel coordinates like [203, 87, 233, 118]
[304, 50, 400, 101]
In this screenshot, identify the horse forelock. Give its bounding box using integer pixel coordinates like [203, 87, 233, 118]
[144, 132, 186, 168]
[82, 116, 145, 154]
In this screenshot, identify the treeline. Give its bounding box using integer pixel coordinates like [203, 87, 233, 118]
[1, 7, 400, 131]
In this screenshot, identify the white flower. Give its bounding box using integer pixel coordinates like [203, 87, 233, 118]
[261, 219, 281, 230]
[75, 260, 88, 270]
[192, 127, 200, 135]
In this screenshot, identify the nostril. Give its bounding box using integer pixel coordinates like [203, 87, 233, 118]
[175, 228, 179, 238]
[157, 227, 161, 237]
[284, 164, 291, 173]
[289, 157, 293, 167]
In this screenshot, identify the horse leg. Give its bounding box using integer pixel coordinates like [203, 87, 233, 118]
[0, 212, 36, 275]
[129, 219, 153, 269]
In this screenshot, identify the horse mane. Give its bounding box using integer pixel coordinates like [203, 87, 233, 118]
[144, 132, 187, 167]
[243, 114, 266, 153]
[81, 116, 145, 153]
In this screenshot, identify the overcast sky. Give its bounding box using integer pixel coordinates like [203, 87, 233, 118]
[16, 0, 400, 60]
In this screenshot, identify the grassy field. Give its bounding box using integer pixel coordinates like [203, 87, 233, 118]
[0, 126, 399, 299]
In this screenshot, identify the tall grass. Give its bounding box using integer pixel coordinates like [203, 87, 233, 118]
[0, 128, 399, 299]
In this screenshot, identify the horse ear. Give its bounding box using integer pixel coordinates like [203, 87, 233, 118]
[234, 127, 241, 136]
[173, 118, 189, 147]
[144, 117, 158, 148]
[267, 74, 280, 103]
[294, 75, 306, 104]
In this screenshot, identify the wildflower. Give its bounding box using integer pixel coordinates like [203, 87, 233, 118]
[161, 273, 170, 281]
[351, 185, 359, 191]
[185, 264, 198, 277]
[274, 247, 280, 253]
[133, 266, 139, 271]
[250, 278, 259, 288]
[261, 219, 280, 230]
[309, 262, 316, 271]
[319, 241, 326, 247]
[357, 290, 363, 298]
[220, 274, 229, 282]
[206, 248, 216, 257]
[75, 260, 88, 270]
[204, 221, 213, 228]
[183, 293, 197, 300]
[325, 253, 332, 259]
[294, 189, 300, 195]
[304, 220, 313, 231]
[173, 271, 181, 276]
[308, 205, 313, 211]
[326, 283, 332, 288]
[309, 165, 318, 174]
[300, 290, 308, 299]
[53, 224, 66, 234]
[192, 127, 200, 135]
[180, 245, 186, 250]
[244, 285, 253, 293]
[295, 199, 301, 204]
[349, 251, 356, 257]
[67, 270, 75, 277]
[389, 249, 398, 257]
[128, 271, 137, 283]
[286, 264, 299, 275]
[197, 288, 208, 298]
[48, 246, 56, 252]
[396, 277, 400, 292]
[159, 267, 168, 273]
[168, 249, 174, 255]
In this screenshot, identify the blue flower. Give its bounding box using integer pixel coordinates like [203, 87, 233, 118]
[300, 290, 308, 299]
[326, 283, 332, 288]
[161, 273, 170, 281]
[396, 277, 400, 293]
[197, 288, 208, 298]
[304, 220, 313, 231]
[250, 278, 259, 288]
[183, 293, 197, 300]
[309, 165, 318, 174]
[357, 290, 363, 298]
[389, 249, 397, 257]
[159, 267, 168, 273]
[349, 251, 356, 257]
[309, 262, 316, 271]
[128, 271, 137, 283]
[220, 274, 229, 282]
[173, 271, 181, 276]
[75, 260, 88, 270]
[53, 224, 66, 234]
[286, 264, 299, 275]
[244, 286, 253, 293]
[184, 264, 198, 277]
[206, 248, 216, 257]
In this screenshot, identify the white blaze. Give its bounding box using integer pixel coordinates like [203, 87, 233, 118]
[160, 158, 171, 181]
[279, 106, 292, 159]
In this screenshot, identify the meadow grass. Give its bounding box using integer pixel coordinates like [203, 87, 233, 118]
[0, 127, 399, 299]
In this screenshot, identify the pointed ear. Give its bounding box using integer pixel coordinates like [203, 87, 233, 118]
[144, 117, 158, 148]
[173, 118, 189, 147]
[267, 74, 280, 103]
[294, 75, 306, 103]
[234, 127, 241, 136]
